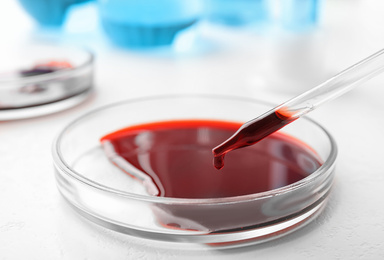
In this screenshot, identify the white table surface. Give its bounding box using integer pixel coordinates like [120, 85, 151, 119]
[2, 0, 384, 259]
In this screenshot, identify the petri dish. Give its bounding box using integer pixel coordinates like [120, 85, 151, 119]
[0, 44, 94, 120]
[52, 95, 337, 248]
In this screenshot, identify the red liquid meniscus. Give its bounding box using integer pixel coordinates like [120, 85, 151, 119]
[101, 119, 321, 199]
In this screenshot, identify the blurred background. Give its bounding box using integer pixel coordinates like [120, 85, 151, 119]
[3, 0, 384, 106]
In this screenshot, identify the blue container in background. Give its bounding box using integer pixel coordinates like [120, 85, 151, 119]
[204, 0, 320, 30]
[280, 0, 320, 31]
[204, 0, 269, 26]
[18, 0, 94, 27]
[98, 0, 202, 48]
[16, 0, 321, 50]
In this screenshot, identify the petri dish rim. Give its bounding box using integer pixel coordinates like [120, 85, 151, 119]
[0, 46, 94, 86]
[52, 94, 338, 205]
[0, 45, 94, 120]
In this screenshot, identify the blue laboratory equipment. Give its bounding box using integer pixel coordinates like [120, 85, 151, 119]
[18, 0, 94, 27]
[205, 0, 269, 26]
[204, 0, 320, 29]
[280, 0, 320, 30]
[98, 0, 202, 48]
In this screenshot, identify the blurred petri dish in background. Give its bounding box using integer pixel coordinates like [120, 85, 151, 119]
[0, 44, 94, 120]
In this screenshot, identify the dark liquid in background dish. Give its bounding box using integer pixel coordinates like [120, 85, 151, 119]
[0, 61, 73, 109]
[0, 60, 92, 111]
[101, 120, 322, 231]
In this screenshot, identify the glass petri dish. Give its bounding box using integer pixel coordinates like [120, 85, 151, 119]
[52, 95, 337, 248]
[0, 44, 94, 120]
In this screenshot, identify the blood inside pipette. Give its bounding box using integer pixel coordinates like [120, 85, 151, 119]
[212, 107, 297, 170]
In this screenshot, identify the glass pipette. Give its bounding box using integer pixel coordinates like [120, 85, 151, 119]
[213, 48, 384, 169]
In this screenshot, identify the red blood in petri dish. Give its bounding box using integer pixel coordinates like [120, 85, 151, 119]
[20, 60, 73, 77]
[100, 119, 321, 199]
